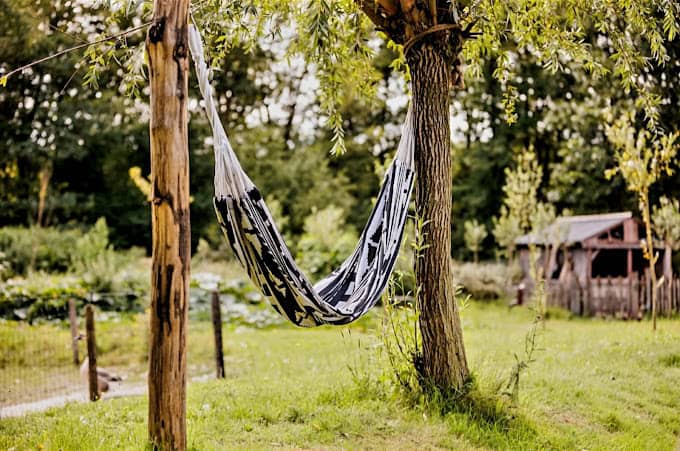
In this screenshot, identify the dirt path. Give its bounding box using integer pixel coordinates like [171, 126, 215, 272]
[0, 372, 215, 419]
[0, 383, 147, 418]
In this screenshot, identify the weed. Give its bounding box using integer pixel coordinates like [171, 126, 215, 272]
[660, 353, 680, 368]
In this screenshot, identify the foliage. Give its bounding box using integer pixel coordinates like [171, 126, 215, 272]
[69, 217, 144, 292]
[503, 315, 541, 403]
[495, 149, 557, 317]
[0, 273, 145, 322]
[499, 150, 543, 233]
[463, 219, 487, 262]
[380, 274, 422, 402]
[0, 219, 145, 290]
[0, 226, 84, 277]
[492, 207, 521, 260]
[653, 196, 680, 249]
[467, 0, 679, 128]
[605, 115, 678, 202]
[2, 0, 680, 258]
[452, 261, 518, 300]
[606, 113, 679, 329]
[296, 205, 358, 280]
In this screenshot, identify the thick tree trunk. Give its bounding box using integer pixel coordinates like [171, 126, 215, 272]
[408, 43, 470, 391]
[146, 0, 191, 449]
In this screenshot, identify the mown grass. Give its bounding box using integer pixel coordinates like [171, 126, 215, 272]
[2, 302, 680, 450]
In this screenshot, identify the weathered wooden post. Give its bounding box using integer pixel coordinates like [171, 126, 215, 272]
[211, 291, 225, 379]
[585, 248, 592, 316]
[146, 0, 191, 448]
[85, 304, 99, 402]
[68, 298, 79, 365]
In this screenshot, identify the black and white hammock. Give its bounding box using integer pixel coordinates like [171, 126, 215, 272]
[188, 25, 415, 327]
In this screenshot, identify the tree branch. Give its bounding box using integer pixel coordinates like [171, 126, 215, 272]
[0, 22, 151, 86]
[355, 0, 391, 29]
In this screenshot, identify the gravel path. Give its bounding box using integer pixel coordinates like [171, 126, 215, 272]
[0, 383, 147, 418]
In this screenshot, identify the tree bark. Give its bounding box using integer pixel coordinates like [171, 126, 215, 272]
[641, 195, 657, 331]
[36, 164, 52, 227]
[85, 304, 99, 402]
[408, 42, 469, 391]
[146, 0, 191, 449]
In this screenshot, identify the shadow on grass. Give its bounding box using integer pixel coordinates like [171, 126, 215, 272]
[417, 377, 547, 450]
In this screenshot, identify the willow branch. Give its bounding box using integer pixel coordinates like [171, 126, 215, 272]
[0, 22, 151, 85]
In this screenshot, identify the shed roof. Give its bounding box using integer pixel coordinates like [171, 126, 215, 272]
[515, 212, 632, 246]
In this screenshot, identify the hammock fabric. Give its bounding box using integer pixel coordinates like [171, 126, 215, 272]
[188, 25, 415, 327]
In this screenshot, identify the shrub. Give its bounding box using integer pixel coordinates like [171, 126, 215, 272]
[452, 261, 520, 300]
[0, 226, 84, 276]
[70, 218, 146, 292]
[0, 273, 147, 322]
[296, 206, 358, 281]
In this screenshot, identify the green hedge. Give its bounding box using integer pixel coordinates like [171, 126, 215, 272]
[0, 226, 85, 276]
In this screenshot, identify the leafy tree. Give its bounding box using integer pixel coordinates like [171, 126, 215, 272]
[497, 149, 556, 317]
[463, 219, 486, 263]
[606, 114, 678, 331]
[5, 0, 679, 398]
[492, 207, 522, 261]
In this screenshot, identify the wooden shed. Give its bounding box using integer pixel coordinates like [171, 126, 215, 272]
[515, 212, 678, 318]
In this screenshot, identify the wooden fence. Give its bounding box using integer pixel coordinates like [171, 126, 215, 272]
[547, 274, 680, 318]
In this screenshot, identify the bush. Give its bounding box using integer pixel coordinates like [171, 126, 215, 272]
[296, 206, 358, 281]
[70, 218, 146, 292]
[451, 261, 520, 300]
[0, 226, 84, 277]
[0, 219, 149, 321]
[0, 273, 146, 322]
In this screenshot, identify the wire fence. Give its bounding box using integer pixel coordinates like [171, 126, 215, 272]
[0, 288, 245, 418]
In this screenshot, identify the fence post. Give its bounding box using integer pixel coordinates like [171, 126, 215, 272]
[211, 291, 225, 379]
[85, 304, 99, 401]
[68, 298, 80, 365]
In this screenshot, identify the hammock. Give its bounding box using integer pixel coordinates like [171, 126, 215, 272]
[188, 25, 415, 327]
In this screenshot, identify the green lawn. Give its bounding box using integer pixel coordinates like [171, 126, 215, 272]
[1, 302, 680, 450]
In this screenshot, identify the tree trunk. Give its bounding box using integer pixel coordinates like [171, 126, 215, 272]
[640, 193, 657, 331]
[36, 164, 52, 227]
[408, 43, 469, 391]
[146, 0, 191, 449]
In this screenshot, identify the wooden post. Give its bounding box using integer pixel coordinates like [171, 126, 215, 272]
[645, 269, 651, 313]
[85, 304, 99, 402]
[146, 0, 191, 448]
[211, 291, 225, 379]
[68, 298, 80, 366]
[585, 248, 592, 316]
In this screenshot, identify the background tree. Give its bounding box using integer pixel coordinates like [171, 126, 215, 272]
[492, 208, 521, 261]
[463, 219, 486, 263]
[606, 115, 678, 331]
[4, 0, 679, 398]
[497, 149, 555, 317]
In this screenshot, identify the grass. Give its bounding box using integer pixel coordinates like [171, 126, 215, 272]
[2, 301, 680, 450]
[0, 313, 220, 405]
